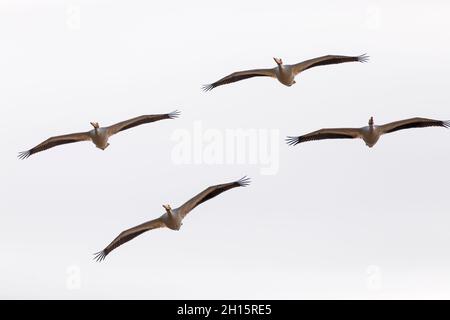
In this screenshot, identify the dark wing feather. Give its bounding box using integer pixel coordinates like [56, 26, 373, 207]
[18, 132, 91, 159]
[106, 111, 180, 136]
[292, 54, 369, 75]
[286, 128, 360, 146]
[379, 118, 450, 134]
[177, 176, 251, 218]
[202, 69, 276, 91]
[94, 218, 165, 262]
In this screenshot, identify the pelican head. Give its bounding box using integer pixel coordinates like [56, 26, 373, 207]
[162, 204, 172, 212]
[273, 57, 283, 66]
[368, 116, 374, 126]
[90, 122, 100, 129]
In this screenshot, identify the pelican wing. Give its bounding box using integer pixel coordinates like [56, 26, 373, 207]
[94, 218, 165, 262]
[292, 54, 369, 75]
[378, 117, 450, 135]
[202, 69, 276, 91]
[286, 128, 361, 146]
[177, 176, 251, 218]
[18, 132, 91, 159]
[106, 110, 180, 136]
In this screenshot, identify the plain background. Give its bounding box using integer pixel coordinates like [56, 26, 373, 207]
[1, 0, 450, 299]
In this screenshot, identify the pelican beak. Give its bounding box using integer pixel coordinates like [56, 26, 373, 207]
[273, 57, 282, 65]
[90, 122, 99, 129]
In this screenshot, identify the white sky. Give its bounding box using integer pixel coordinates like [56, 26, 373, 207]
[1, 0, 450, 299]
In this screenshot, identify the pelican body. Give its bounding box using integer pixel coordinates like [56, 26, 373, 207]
[274, 58, 296, 86]
[18, 111, 180, 159]
[202, 54, 369, 91]
[358, 117, 381, 147]
[89, 123, 110, 150]
[161, 205, 183, 231]
[94, 177, 251, 262]
[286, 117, 449, 148]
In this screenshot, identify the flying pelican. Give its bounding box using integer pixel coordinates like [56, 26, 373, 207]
[18, 111, 180, 159]
[202, 54, 369, 91]
[93, 176, 251, 262]
[286, 117, 449, 148]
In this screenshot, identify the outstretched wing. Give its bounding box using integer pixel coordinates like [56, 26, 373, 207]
[202, 69, 276, 91]
[177, 176, 251, 218]
[106, 110, 180, 136]
[18, 132, 91, 159]
[94, 218, 165, 262]
[286, 128, 361, 146]
[379, 117, 450, 135]
[292, 54, 369, 75]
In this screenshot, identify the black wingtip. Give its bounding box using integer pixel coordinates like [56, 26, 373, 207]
[237, 176, 251, 187]
[201, 84, 214, 92]
[18, 150, 31, 160]
[285, 136, 300, 146]
[168, 110, 181, 119]
[443, 120, 450, 129]
[358, 53, 370, 63]
[93, 250, 107, 262]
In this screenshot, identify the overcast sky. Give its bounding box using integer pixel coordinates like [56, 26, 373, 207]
[1, 0, 450, 299]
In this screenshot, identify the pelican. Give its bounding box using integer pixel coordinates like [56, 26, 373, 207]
[93, 176, 251, 262]
[18, 111, 180, 159]
[286, 117, 449, 148]
[202, 54, 369, 91]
